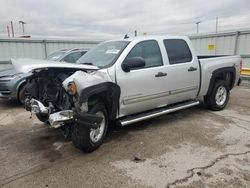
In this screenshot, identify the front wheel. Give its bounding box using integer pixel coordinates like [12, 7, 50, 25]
[204, 80, 230, 111]
[71, 103, 108, 153]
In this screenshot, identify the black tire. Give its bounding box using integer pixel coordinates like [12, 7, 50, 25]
[18, 84, 27, 105]
[71, 103, 108, 153]
[36, 114, 49, 124]
[61, 124, 72, 141]
[204, 80, 230, 111]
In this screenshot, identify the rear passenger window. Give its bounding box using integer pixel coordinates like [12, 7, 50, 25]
[126, 40, 163, 68]
[163, 39, 192, 64]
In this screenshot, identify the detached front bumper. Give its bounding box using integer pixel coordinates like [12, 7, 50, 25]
[26, 99, 103, 129]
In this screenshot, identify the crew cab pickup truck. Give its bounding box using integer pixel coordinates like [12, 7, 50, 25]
[13, 36, 242, 152]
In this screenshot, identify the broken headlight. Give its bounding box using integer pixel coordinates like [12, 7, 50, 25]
[67, 82, 78, 95]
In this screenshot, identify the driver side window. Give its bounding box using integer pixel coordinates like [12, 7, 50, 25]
[126, 40, 163, 68]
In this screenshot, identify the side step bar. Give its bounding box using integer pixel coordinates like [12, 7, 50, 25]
[118, 100, 200, 126]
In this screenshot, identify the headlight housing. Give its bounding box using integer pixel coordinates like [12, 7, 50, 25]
[0, 74, 21, 81]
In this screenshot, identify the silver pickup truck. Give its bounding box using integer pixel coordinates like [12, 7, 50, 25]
[13, 36, 242, 152]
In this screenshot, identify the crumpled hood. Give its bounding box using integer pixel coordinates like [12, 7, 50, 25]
[11, 58, 99, 73]
[62, 70, 111, 91]
[0, 68, 17, 77]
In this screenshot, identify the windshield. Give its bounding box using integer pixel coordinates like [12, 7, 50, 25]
[46, 51, 66, 61]
[76, 41, 129, 68]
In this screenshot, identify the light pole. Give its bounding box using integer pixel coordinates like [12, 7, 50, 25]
[134, 30, 137, 37]
[195, 21, 201, 34]
[215, 17, 218, 33]
[19, 21, 26, 36]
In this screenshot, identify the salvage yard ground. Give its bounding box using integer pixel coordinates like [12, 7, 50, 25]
[0, 85, 250, 188]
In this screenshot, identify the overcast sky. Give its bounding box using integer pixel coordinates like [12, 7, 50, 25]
[0, 0, 250, 40]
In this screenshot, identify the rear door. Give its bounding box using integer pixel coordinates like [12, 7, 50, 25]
[163, 39, 200, 104]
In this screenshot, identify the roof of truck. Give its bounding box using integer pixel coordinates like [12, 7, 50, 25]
[107, 35, 190, 43]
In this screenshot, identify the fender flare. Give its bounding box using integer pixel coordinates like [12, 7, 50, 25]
[78, 82, 121, 120]
[206, 66, 236, 96]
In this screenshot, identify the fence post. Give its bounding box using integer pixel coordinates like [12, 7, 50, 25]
[43, 40, 48, 58]
[234, 31, 239, 55]
[214, 33, 218, 55]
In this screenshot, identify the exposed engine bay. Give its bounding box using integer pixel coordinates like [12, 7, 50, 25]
[26, 70, 71, 112]
[24, 68, 107, 131]
[23, 69, 78, 136]
[25, 69, 73, 113]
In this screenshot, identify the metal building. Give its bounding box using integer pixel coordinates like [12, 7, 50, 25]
[190, 29, 250, 68]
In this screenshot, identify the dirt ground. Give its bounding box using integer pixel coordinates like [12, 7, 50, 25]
[0, 86, 250, 188]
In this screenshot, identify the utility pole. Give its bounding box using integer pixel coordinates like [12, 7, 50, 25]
[215, 17, 218, 33]
[7, 25, 10, 37]
[19, 21, 26, 36]
[195, 21, 201, 34]
[10, 21, 14, 37]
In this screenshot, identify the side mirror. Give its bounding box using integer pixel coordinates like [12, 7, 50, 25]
[122, 57, 146, 72]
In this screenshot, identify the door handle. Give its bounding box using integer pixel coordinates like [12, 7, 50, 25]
[155, 72, 167, 77]
[188, 67, 197, 72]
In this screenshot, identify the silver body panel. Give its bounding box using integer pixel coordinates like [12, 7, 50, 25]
[198, 55, 241, 96]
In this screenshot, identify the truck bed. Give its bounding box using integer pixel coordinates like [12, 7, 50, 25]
[198, 55, 241, 97]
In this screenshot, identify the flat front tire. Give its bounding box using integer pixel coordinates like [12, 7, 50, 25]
[204, 80, 230, 111]
[71, 103, 108, 153]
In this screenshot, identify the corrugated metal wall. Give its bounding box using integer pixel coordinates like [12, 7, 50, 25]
[190, 29, 250, 68]
[1, 30, 250, 68]
[0, 38, 100, 63]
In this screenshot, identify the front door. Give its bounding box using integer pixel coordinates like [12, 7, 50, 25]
[116, 40, 169, 117]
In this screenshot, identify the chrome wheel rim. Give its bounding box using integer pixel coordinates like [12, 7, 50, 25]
[215, 86, 227, 106]
[89, 112, 105, 143]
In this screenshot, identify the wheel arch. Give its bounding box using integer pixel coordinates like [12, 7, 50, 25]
[78, 82, 121, 120]
[206, 66, 236, 96]
[16, 80, 27, 100]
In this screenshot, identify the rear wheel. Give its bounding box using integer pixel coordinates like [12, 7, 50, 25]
[71, 103, 108, 153]
[204, 80, 230, 111]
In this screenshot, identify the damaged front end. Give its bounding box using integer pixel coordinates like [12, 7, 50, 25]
[26, 98, 73, 128]
[25, 98, 103, 129]
[24, 68, 108, 130]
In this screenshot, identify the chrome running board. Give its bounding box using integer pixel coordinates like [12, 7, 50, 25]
[118, 100, 200, 126]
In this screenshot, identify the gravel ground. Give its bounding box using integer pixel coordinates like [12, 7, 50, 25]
[0, 86, 250, 188]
